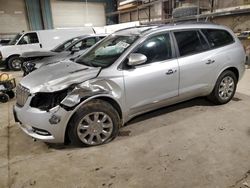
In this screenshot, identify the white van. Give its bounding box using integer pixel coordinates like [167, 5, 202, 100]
[0, 28, 94, 70]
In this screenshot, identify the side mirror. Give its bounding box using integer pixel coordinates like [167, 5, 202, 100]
[127, 53, 147, 66]
[71, 46, 80, 54]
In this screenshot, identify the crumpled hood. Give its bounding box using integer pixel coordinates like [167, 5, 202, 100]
[21, 51, 58, 58]
[20, 60, 101, 93]
[33, 51, 71, 68]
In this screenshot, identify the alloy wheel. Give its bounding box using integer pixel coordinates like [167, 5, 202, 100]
[77, 112, 113, 145]
[11, 59, 22, 70]
[218, 76, 235, 101]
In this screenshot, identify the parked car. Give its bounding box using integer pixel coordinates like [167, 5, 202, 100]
[0, 39, 11, 46]
[238, 31, 250, 40]
[21, 34, 107, 76]
[0, 28, 95, 70]
[14, 23, 246, 147]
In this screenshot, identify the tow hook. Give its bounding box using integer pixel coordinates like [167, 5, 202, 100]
[32, 138, 37, 142]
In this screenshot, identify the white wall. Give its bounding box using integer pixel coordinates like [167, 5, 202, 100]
[0, 0, 28, 37]
[50, 0, 106, 28]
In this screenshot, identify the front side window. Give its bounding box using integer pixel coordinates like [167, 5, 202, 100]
[134, 33, 172, 65]
[52, 37, 80, 52]
[99, 36, 106, 40]
[73, 37, 96, 50]
[76, 34, 138, 68]
[174, 30, 209, 57]
[18, 33, 39, 45]
[201, 29, 234, 48]
[9, 33, 22, 45]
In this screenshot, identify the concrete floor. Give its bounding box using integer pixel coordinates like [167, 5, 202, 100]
[0, 68, 250, 188]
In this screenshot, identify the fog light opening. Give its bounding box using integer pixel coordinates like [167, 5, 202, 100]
[49, 115, 61, 124]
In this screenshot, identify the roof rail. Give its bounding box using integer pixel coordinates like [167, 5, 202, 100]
[114, 25, 153, 33]
[166, 20, 216, 25]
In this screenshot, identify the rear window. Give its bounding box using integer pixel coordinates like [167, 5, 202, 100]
[174, 30, 209, 57]
[201, 29, 234, 48]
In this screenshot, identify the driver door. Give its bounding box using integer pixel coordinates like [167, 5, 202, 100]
[17, 32, 41, 53]
[123, 33, 179, 116]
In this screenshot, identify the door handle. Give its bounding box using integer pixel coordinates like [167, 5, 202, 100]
[166, 69, 176, 75]
[206, 59, 215, 65]
[39, 43, 42, 48]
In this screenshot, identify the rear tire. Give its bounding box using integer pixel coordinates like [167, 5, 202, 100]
[8, 56, 22, 71]
[68, 99, 121, 147]
[208, 70, 237, 105]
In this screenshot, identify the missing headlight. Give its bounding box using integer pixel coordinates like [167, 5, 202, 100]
[30, 89, 68, 111]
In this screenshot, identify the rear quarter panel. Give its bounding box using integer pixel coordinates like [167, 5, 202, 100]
[211, 33, 246, 88]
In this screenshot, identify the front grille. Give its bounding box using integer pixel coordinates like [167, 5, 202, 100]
[16, 84, 30, 107]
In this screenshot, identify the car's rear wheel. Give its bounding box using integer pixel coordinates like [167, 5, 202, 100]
[68, 99, 120, 147]
[208, 70, 237, 105]
[8, 56, 22, 71]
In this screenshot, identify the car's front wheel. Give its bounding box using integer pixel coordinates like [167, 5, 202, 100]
[68, 99, 121, 146]
[8, 56, 23, 71]
[208, 70, 237, 105]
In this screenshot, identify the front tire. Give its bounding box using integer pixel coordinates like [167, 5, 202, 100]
[208, 70, 237, 105]
[68, 99, 121, 147]
[8, 56, 22, 71]
[6, 90, 15, 99]
[0, 93, 9, 103]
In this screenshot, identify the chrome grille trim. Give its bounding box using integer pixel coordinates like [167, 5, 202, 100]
[16, 84, 30, 107]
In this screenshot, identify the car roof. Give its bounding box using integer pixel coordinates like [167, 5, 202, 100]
[64, 34, 107, 51]
[114, 22, 229, 36]
[73, 34, 108, 40]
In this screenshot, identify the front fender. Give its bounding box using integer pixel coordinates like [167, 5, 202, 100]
[61, 79, 122, 108]
[0, 45, 21, 60]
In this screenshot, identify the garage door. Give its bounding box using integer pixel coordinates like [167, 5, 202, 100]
[50, 0, 106, 28]
[0, 0, 28, 36]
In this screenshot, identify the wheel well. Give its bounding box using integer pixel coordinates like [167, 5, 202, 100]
[64, 96, 123, 144]
[224, 67, 239, 81]
[96, 97, 123, 119]
[6, 54, 20, 62]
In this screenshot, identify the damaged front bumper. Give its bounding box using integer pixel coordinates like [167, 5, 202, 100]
[13, 96, 72, 143]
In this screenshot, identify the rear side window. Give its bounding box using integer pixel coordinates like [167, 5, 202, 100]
[134, 33, 172, 64]
[174, 30, 209, 56]
[201, 29, 234, 48]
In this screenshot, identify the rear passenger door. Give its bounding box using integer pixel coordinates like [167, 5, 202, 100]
[173, 29, 217, 96]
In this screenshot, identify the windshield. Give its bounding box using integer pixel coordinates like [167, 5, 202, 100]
[8, 33, 22, 45]
[76, 34, 138, 68]
[51, 37, 80, 52]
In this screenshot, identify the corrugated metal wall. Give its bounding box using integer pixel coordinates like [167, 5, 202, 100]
[25, 0, 43, 30]
[25, 0, 53, 30]
[0, 0, 116, 37]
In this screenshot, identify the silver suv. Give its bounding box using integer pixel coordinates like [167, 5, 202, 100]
[14, 23, 246, 146]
